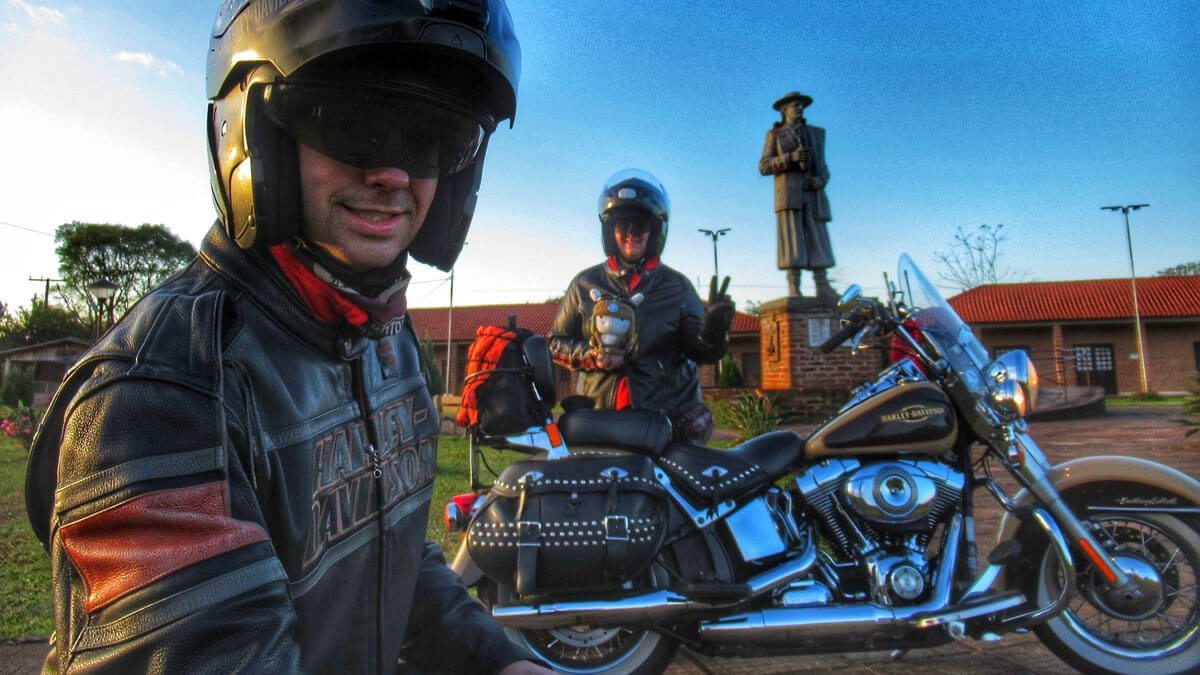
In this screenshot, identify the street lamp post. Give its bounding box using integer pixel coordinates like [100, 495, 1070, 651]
[87, 278, 119, 340]
[697, 228, 731, 280]
[1101, 204, 1150, 395]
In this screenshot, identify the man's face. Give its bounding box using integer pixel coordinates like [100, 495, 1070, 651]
[613, 217, 652, 261]
[298, 143, 438, 271]
[783, 100, 807, 123]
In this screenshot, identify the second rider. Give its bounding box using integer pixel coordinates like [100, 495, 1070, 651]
[549, 169, 735, 443]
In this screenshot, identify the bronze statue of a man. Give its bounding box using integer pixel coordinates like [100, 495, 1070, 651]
[759, 91, 835, 300]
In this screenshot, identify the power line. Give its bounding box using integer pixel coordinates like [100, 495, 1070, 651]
[0, 220, 55, 236]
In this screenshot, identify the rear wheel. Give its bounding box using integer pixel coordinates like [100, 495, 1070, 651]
[483, 565, 679, 675]
[1033, 512, 1200, 674]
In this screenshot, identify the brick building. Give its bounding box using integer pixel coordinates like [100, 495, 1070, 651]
[948, 276, 1200, 395]
[407, 302, 760, 399]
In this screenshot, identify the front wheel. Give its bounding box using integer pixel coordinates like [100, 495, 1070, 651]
[1033, 512, 1200, 674]
[481, 567, 679, 675]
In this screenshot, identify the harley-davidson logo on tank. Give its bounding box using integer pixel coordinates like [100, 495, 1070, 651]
[880, 405, 943, 424]
[806, 382, 956, 457]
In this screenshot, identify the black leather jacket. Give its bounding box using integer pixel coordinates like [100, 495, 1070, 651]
[26, 223, 531, 673]
[548, 260, 726, 418]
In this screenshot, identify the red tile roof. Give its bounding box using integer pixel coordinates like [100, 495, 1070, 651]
[948, 276, 1200, 324]
[408, 301, 760, 342]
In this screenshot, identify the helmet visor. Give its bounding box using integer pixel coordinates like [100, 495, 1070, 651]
[260, 80, 490, 178]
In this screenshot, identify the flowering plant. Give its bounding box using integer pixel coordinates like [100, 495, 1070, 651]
[725, 389, 782, 439]
[1, 401, 41, 451]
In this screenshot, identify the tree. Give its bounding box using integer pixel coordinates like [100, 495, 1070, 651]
[934, 224, 1027, 291]
[419, 338, 446, 397]
[1158, 261, 1200, 276]
[717, 353, 744, 387]
[0, 298, 92, 350]
[54, 221, 197, 322]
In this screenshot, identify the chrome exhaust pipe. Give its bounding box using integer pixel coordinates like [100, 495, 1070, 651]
[493, 540, 820, 630]
[700, 514, 975, 643]
[492, 589, 704, 630]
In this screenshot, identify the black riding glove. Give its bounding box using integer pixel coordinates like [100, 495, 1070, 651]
[700, 275, 735, 346]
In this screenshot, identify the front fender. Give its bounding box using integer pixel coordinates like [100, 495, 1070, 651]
[996, 454, 1200, 548]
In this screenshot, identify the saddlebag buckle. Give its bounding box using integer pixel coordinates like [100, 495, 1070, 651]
[604, 515, 630, 541]
[517, 520, 542, 546]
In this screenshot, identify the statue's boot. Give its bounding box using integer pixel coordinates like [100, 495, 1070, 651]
[813, 269, 838, 303]
[787, 270, 803, 297]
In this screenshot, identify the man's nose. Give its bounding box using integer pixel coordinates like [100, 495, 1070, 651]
[363, 165, 411, 190]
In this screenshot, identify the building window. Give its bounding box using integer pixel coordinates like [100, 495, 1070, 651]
[1073, 344, 1117, 394]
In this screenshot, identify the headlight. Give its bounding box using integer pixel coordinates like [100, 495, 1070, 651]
[986, 350, 1039, 418]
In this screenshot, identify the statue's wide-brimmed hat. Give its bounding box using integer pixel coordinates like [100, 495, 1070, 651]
[773, 91, 813, 110]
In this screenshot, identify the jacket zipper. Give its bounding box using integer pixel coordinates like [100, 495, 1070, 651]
[349, 354, 387, 673]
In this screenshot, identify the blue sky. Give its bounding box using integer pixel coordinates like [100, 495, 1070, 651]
[1, 0, 1197, 314]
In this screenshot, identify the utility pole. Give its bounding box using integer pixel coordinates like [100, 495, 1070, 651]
[29, 276, 63, 305]
[444, 269, 454, 396]
[1101, 204, 1150, 395]
[697, 228, 731, 280]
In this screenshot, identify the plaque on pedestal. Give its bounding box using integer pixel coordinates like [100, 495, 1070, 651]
[758, 296, 880, 420]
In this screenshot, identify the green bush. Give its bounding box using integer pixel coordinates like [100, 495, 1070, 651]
[1177, 373, 1200, 438]
[419, 338, 445, 397]
[1, 368, 34, 408]
[723, 390, 781, 439]
[717, 353, 744, 387]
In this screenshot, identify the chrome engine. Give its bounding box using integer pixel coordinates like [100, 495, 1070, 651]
[794, 458, 965, 605]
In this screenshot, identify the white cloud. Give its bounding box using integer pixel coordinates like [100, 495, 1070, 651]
[112, 50, 183, 78]
[4, 0, 64, 24]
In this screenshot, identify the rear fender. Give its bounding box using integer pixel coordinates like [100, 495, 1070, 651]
[995, 454, 1200, 588]
[450, 537, 484, 586]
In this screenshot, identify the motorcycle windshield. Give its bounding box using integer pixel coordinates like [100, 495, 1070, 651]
[895, 254, 992, 396]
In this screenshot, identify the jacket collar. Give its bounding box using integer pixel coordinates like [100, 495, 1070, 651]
[199, 222, 368, 358]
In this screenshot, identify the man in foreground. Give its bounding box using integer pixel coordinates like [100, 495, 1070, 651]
[26, 1, 548, 672]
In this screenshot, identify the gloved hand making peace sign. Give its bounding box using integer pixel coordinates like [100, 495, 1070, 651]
[700, 275, 735, 346]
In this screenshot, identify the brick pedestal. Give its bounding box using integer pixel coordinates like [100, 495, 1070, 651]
[759, 296, 883, 420]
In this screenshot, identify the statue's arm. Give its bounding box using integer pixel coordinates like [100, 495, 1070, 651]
[758, 129, 781, 176]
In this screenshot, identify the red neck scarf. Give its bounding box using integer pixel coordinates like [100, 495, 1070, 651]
[607, 256, 661, 292]
[270, 245, 369, 326]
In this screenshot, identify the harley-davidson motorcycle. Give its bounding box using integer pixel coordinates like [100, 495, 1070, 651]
[445, 254, 1200, 674]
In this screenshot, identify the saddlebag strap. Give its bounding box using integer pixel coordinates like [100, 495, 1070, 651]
[515, 478, 540, 596]
[603, 473, 628, 580]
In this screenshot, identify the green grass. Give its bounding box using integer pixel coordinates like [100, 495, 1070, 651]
[0, 434, 53, 639]
[1106, 395, 1189, 407]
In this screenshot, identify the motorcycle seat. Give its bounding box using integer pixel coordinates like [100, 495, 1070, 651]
[557, 407, 674, 455]
[659, 431, 804, 505]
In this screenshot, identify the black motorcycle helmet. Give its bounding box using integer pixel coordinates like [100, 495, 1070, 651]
[597, 169, 670, 261]
[206, 0, 520, 271]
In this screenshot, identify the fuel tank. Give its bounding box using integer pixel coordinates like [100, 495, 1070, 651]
[806, 381, 956, 458]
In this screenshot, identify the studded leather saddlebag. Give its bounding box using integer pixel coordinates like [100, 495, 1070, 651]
[467, 453, 668, 596]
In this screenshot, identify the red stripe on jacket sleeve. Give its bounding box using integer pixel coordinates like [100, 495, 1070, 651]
[59, 480, 270, 612]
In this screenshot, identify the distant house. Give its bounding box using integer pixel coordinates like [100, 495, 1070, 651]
[0, 338, 92, 407]
[407, 302, 761, 399]
[948, 276, 1200, 395]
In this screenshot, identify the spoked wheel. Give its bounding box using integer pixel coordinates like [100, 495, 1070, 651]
[484, 565, 679, 675]
[1034, 512, 1200, 674]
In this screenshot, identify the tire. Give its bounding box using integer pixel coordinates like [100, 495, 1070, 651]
[1032, 512, 1200, 675]
[482, 565, 679, 675]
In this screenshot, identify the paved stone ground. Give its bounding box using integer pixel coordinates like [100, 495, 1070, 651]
[4, 405, 1196, 674]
